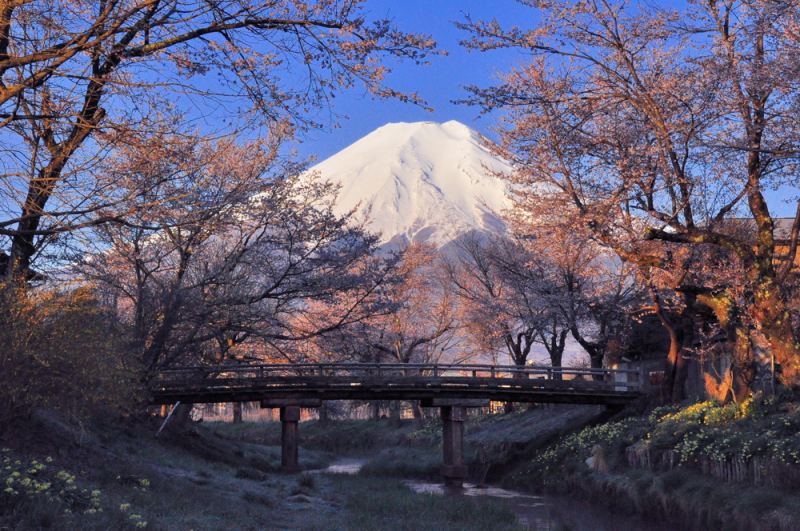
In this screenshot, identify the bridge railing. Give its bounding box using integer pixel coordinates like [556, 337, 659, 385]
[150, 362, 642, 391]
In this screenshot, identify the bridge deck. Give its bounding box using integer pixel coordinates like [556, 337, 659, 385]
[150, 363, 642, 406]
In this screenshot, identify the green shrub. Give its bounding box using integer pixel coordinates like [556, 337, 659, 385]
[0, 282, 139, 432]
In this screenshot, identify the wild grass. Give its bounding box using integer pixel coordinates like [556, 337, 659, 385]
[206, 417, 433, 454]
[2, 412, 528, 531]
[501, 395, 800, 530]
[165, 424, 334, 472]
[507, 395, 800, 491]
[0, 451, 154, 530]
[358, 447, 442, 480]
[563, 467, 800, 531]
[326, 475, 525, 531]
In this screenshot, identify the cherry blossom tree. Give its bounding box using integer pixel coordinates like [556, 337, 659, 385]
[0, 0, 440, 278]
[459, 0, 800, 386]
[313, 243, 461, 369]
[80, 132, 395, 372]
[444, 233, 569, 373]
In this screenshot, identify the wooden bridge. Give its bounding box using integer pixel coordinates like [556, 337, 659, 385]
[150, 363, 643, 485]
[150, 362, 642, 406]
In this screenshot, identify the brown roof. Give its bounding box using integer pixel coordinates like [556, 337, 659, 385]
[774, 218, 796, 241]
[724, 217, 796, 242]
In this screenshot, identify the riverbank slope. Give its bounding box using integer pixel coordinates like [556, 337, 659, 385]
[0, 411, 523, 530]
[503, 397, 800, 531]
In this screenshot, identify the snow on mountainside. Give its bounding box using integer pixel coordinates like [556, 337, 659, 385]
[308, 120, 513, 247]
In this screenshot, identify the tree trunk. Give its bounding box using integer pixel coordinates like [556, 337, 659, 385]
[173, 403, 194, 427]
[585, 345, 605, 381]
[652, 290, 694, 403]
[570, 327, 606, 381]
[411, 401, 424, 428]
[232, 402, 243, 423]
[371, 401, 381, 420]
[744, 145, 800, 387]
[752, 283, 800, 386]
[671, 296, 695, 403]
[550, 352, 564, 379]
[319, 402, 329, 425]
[698, 291, 757, 403]
[661, 323, 683, 403]
[730, 327, 758, 403]
[542, 328, 567, 380]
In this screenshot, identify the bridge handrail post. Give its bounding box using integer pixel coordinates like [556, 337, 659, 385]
[491, 366, 495, 378]
[434, 365, 439, 378]
[547, 368, 552, 380]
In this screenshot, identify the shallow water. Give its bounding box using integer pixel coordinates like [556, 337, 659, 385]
[320, 459, 678, 531]
[402, 480, 677, 531]
[312, 458, 363, 475]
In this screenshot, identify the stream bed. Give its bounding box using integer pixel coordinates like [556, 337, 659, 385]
[317, 459, 678, 531]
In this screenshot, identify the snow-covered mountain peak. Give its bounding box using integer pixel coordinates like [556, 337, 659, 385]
[310, 120, 513, 248]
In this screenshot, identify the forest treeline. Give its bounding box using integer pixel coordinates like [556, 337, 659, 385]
[1, 0, 800, 427]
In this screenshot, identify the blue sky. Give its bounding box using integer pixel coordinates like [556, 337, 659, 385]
[294, 0, 796, 218]
[293, 0, 534, 162]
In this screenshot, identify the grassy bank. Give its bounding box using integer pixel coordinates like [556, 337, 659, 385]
[503, 395, 800, 530]
[205, 417, 436, 454]
[0, 411, 524, 530]
[563, 468, 799, 531]
[326, 475, 523, 531]
[208, 404, 607, 483]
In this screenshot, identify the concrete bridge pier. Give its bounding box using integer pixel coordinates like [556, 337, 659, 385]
[420, 399, 490, 487]
[261, 399, 322, 474]
[440, 406, 468, 487]
[279, 406, 301, 473]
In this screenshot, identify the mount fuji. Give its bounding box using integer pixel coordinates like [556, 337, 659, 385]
[308, 121, 591, 366]
[309, 120, 513, 247]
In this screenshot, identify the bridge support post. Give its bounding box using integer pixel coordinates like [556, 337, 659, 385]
[280, 406, 301, 473]
[440, 406, 467, 487]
